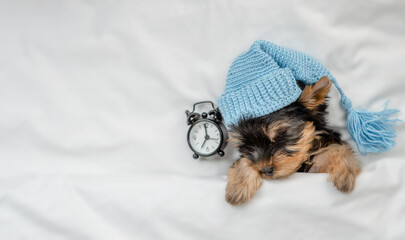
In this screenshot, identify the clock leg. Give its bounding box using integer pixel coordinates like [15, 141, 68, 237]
[218, 150, 225, 157]
[193, 153, 199, 159]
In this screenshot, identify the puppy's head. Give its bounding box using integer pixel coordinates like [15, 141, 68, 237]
[225, 77, 331, 205]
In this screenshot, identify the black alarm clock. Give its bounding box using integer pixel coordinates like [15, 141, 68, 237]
[185, 101, 228, 159]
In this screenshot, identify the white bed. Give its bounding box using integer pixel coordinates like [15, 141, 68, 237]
[1, 0, 404, 239]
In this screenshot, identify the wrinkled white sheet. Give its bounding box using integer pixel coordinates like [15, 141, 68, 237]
[1, 0, 404, 239]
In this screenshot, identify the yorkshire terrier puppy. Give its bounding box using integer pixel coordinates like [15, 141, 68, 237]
[226, 76, 361, 205]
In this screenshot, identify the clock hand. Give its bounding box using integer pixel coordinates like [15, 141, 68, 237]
[201, 124, 210, 149]
[209, 138, 219, 140]
[201, 139, 207, 149]
[204, 124, 208, 137]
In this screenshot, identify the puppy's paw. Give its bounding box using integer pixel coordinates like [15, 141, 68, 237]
[326, 144, 361, 193]
[330, 168, 357, 193]
[225, 158, 262, 205]
[225, 182, 255, 205]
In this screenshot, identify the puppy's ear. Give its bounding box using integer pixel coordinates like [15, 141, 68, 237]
[298, 76, 331, 110]
[225, 158, 262, 205]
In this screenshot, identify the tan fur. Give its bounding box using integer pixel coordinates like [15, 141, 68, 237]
[263, 121, 290, 142]
[308, 150, 330, 173]
[325, 143, 361, 192]
[273, 122, 316, 178]
[227, 131, 242, 148]
[225, 158, 262, 205]
[247, 122, 317, 180]
[298, 76, 331, 110]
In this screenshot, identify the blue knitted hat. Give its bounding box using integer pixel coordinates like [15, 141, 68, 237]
[218, 40, 400, 154]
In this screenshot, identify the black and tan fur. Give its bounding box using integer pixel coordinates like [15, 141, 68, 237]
[226, 76, 361, 205]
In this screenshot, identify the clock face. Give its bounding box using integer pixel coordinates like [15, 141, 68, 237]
[188, 120, 222, 156]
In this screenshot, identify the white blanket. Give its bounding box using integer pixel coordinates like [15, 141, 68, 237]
[1, 0, 404, 239]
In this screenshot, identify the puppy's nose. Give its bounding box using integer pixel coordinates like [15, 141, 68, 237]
[262, 166, 274, 176]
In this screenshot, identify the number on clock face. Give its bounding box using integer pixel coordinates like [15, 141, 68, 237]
[188, 120, 221, 155]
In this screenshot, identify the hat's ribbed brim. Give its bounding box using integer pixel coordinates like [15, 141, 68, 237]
[218, 68, 302, 127]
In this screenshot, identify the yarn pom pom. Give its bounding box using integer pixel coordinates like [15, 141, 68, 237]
[346, 102, 401, 155]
